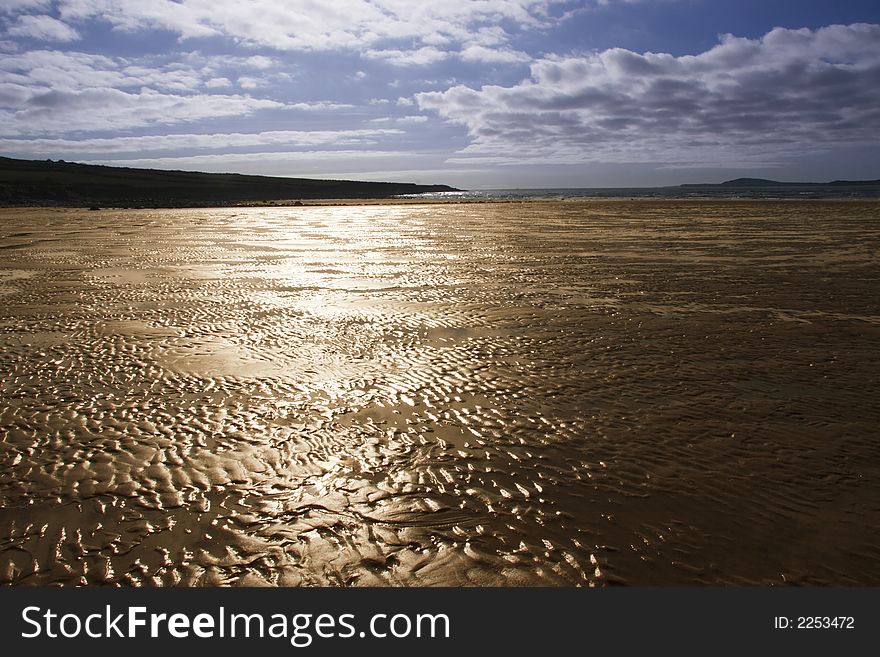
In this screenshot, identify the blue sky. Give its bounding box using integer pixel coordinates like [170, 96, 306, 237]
[1, 0, 879, 188]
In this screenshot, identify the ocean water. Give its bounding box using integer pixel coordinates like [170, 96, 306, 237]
[1, 199, 879, 586]
[400, 184, 880, 201]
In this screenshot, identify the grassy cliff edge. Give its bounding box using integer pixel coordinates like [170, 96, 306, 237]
[0, 156, 460, 207]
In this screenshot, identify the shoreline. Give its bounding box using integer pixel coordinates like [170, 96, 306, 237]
[2, 195, 880, 211]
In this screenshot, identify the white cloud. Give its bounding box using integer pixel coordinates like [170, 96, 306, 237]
[363, 46, 449, 66]
[287, 101, 354, 111]
[0, 47, 344, 135]
[417, 23, 880, 167]
[0, 82, 33, 106]
[244, 55, 274, 69]
[53, 0, 564, 47]
[7, 15, 80, 42]
[0, 87, 287, 135]
[0, 0, 53, 13]
[459, 45, 531, 64]
[82, 149, 409, 170]
[29, 0, 604, 65]
[395, 115, 429, 124]
[58, 0, 220, 38]
[0, 128, 405, 155]
[367, 114, 428, 125]
[204, 76, 232, 88]
[0, 49, 279, 95]
[237, 75, 261, 89]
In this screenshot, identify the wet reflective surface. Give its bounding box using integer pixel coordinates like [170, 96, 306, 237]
[2, 200, 879, 586]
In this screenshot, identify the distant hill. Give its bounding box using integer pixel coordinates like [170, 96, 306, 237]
[682, 177, 880, 188]
[0, 156, 459, 207]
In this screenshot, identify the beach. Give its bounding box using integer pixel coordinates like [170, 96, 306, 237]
[1, 199, 879, 586]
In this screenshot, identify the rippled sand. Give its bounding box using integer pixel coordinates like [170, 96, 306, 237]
[1, 200, 879, 586]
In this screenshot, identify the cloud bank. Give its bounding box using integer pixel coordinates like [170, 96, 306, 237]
[1, 0, 639, 64]
[0, 49, 341, 135]
[0, 128, 404, 156]
[417, 23, 880, 166]
[7, 14, 80, 41]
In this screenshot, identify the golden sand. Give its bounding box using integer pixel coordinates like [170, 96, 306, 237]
[1, 200, 878, 585]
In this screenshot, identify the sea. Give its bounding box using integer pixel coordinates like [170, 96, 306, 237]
[398, 183, 880, 201]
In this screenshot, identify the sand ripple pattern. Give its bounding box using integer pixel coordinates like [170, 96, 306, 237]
[1, 201, 879, 586]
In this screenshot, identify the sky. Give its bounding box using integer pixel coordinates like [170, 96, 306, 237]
[1, 0, 879, 189]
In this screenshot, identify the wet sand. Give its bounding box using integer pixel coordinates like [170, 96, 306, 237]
[1, 200, 879, 586]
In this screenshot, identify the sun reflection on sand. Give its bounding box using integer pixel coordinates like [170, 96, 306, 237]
[1, 201, 880, 586]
